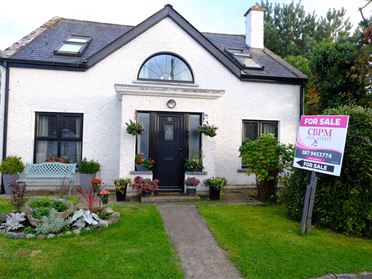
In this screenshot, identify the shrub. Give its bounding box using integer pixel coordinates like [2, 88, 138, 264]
[79, 158, 100, 174]
[35, 209, 68, 235]
[30, 197, 68, 219]
[283, 106, 372, 237]
[0, 156, 25, 174]
[10, 183, 26, 211]
[239, 134, 293, 202]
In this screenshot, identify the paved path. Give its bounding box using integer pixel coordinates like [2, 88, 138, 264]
[157, 204, 242, 279]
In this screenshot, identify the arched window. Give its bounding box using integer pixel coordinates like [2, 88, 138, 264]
[138, 53, 194, 82]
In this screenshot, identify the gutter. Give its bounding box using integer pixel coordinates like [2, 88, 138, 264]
[0, 62, 9, 194]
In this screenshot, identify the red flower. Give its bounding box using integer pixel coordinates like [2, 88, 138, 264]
[151, 160, 156, 166]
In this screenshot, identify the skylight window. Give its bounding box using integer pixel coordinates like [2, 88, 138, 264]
[225, 48, 264, 70]
[54, 35, 91, 56]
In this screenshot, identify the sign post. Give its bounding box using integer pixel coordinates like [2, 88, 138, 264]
[294, 115, 349, 234]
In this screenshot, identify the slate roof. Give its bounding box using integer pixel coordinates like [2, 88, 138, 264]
[1, 5, 306, 83]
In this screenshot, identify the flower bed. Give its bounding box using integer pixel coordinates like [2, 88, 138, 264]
[0, 197, 120, 239]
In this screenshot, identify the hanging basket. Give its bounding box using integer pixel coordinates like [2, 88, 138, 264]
[125, 120, 144, 135]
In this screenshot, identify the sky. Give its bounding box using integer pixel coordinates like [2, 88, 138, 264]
[0, 0, 370, 51]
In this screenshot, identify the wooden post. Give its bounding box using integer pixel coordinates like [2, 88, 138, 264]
[300, 171, 317, 234]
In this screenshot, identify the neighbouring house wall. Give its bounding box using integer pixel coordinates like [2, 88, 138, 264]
[5, 17, 300, 186]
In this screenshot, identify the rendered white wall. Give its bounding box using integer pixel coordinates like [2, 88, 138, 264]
[5, 17, 300, 186]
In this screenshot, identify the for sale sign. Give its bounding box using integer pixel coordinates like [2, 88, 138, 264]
[293, 115, 349, 176]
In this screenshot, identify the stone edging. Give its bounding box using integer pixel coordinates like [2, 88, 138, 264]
[311, 271, 372, 279]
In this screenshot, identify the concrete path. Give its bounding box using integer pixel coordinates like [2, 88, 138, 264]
[157, 204, 242, 279]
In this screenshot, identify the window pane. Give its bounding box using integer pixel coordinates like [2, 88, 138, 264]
[137, 113, 150, 159]
[37, 115, 57, 137]
[243, 122, 258, 141]
[139, 54, 193, 82]
[189, 114, 201, 159]
[61, 141, 82, 163]
[262, 122, 278, 137]
[35, 141, 58, 163]
[66, 36, 90, 43]
[58, 43, 83, 53]
[61, 116, 82, 138]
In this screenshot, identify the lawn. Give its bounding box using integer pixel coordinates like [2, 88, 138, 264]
[0, 198, 183, 279]
[198, 204, 372, 279]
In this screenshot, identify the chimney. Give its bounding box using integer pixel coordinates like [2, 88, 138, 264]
[244, 5, 265, 49]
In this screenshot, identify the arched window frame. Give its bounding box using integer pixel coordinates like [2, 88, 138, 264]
[137, 52, 195, 83]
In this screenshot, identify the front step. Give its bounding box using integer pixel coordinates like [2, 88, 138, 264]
[141, 194, 200, 203]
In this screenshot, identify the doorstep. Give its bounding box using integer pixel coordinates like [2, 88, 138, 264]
[141, 194, 200, 203]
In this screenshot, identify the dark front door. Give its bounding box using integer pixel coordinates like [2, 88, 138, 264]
[153, 114, 184, 191]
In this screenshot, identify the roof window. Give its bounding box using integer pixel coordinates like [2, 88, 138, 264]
[225, 48, 264, 70]
[54, 35, 91, 56]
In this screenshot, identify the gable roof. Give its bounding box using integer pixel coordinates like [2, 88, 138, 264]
[0, 4, 307, 84]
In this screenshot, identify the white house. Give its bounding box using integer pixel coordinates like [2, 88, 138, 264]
[0, 4, 306, 193]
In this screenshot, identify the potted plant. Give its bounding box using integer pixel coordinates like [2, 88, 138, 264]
[205, 177, 227, 200]
[0, 156, 25, 195]
[126, 120, 144, 135]
[114, 178, 132, 202]
[135, 153, 155, 171]
[184, 152, 204, 171]
[184, 177, 200, 196]
[79, 158, 100, 191]
[131, 176, 159, 197]
[197, 122, 218, 137]
[91, 178, 102, 193]
[99, 189, 110, 205]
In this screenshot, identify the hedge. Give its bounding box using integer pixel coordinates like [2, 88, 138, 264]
[282, 106, 371, 237]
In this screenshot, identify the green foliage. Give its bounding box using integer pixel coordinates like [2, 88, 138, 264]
[0, 156, 25, 174]
[35, 209, 68, 235]
[285, 55, 320, 114]
[283, 106, 372, 237]
[239, 134, 293, 202]
[30, 197, 68, 219]
[79, 158, 100, 174]
[205, 177, 227, 190]
[197, 122, 217, 137]
[125, 120, 144, 135]
[310, 41, 369, 112]
[184, 152, 204, 171]
[114, 178, 131, 193]
[261, 0, 351, 58]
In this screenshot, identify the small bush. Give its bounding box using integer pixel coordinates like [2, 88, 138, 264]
[0, 156, 25, 174]
[283, 106, 372, 237]
[35, 209, 68, 235]
[79, 158, 100, 174]
[30, 198, 68, 219]
[239, 134, 293, 202]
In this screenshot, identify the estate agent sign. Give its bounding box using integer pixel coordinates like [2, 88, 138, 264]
[294, 115, 349, 176]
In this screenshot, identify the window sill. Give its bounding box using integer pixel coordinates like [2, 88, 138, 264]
[237, 168, 248, 173]
[130, 170, 152, 175]
[185, 171, 207, 175]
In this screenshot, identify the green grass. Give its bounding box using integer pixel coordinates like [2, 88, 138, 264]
[0, 199, 183, 279]
[198, 204, 372, 279]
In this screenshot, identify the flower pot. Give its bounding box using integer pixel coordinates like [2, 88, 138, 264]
[186, 186, 197, 196]
[141, 191, 151, 197]
[116, 190, 127, 202]
[209, 186, 220, 200]
[2, 174, 19, 195]
[80, 173, 96, 191]
[101, 196, 109, 204]
[135, 165, 149, 171]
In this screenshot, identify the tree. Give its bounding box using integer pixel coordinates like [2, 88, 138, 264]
[285, 55, 320, 114]
[261, 1, 352, 58]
